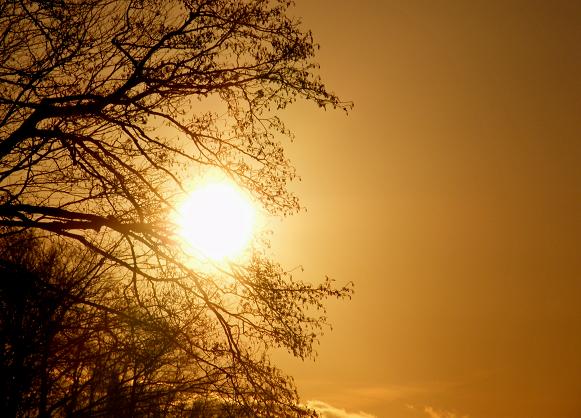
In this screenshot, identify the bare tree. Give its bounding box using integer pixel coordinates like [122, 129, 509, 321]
[0, 233, 242, 417]
[0, 1, 352, 416]
[0, 235, 348, 417]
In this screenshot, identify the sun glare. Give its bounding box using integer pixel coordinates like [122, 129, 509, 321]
[177, 181, 256, 261]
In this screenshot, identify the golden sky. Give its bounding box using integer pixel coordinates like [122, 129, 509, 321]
[272, 1, 581, 417]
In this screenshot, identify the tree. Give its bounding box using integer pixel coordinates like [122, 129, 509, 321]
[0, 0, 352, 416]
[0, 233, 260, 417]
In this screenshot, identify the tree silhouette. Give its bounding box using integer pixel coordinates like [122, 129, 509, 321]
[0, 1, 352, 416]
[0, 233, 283, 417]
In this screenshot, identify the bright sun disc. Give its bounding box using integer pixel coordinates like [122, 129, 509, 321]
[177, 181, 256, 261]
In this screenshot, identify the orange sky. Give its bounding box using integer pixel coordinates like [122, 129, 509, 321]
[271, 1, 581, 417]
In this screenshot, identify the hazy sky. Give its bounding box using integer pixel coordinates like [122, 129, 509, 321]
[270, 1, 581, 417]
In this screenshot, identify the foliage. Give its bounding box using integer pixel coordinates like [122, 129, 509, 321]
[0, 234, 289, 416]
[0, 0, 352, 416]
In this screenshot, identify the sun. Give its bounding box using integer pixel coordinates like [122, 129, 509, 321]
[176, 180, 256, 261]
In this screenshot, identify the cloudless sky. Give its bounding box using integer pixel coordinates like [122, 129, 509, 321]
[271, 1, 581, 417]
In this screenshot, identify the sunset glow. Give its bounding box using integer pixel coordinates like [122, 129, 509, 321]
[177, 181, 256, 261]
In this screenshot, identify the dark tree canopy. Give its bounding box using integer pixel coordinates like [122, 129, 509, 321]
[0, 234, 308, 417]
[0, 0, 352, 416]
